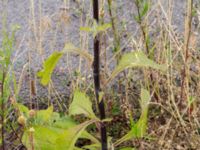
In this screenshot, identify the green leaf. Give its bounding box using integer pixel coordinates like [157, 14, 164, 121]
[129, 88, 151, 137]
[69, 90, 97, 119]
[131, 114, 147, 138]
[55, 119, 96, 150]
[37, 43, 93, 86]
[51, 115, 99, 144]
[16, 103, 29, 117]
[140, 88, 151, 110]
[80, 22, 111, 38]
[36, 106, 54, 124]
[22, 116, 97, 150]
[52, 116, 76, 128]
[37, 51, 64, 86]
[109, 51, 166, 83]
[81, 131, 100, 144]
[129, 89, 151, 138]
[52, 116, 100, 144]
[187, 96, 195, 106]
[114, 89, 151, 146]
[96, 23, 111, 32]
[83, 144, 100, 150]
[22, 126, 60, 150]
[141, 1, 149, 18]
[114, 128, 136, 147]
[64, 43, 93, 64]
[80, 27, 93, 32]
[11, 24, 21, 32]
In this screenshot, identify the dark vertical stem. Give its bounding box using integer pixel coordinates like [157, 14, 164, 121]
[93, 0, 108, 150]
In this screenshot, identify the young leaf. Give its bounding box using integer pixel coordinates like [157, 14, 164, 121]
[93, 23, 111, 37]
[69, 90, 97, 119]
[80, 22, 111, 38]
[108, 51, 166, 83]
[37, 51, 64, 86]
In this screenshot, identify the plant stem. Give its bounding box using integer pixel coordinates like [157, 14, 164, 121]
[180, 0, 193, 108]
[93, 0, 108, 150]
[1, 71, 5, 150]
[135, 0, 149, 54]
[134, 0, 160, 101]
[107, 0, 120, 55]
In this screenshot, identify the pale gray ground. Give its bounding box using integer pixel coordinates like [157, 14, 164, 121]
[0, 0, 199, 105]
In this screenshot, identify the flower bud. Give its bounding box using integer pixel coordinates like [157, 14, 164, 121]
[29, 127, 35, 132]
[29, 110, 36, 118]
[17, 115, 26, 126]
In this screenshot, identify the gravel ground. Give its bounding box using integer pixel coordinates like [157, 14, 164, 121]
[0, 0, 199, 103]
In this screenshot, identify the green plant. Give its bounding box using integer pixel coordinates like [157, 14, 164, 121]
[18, 87, 152, 150]
[35, 37, 165, 150]
[0, 20, 20, 149]
[15, 102, 100, 150]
